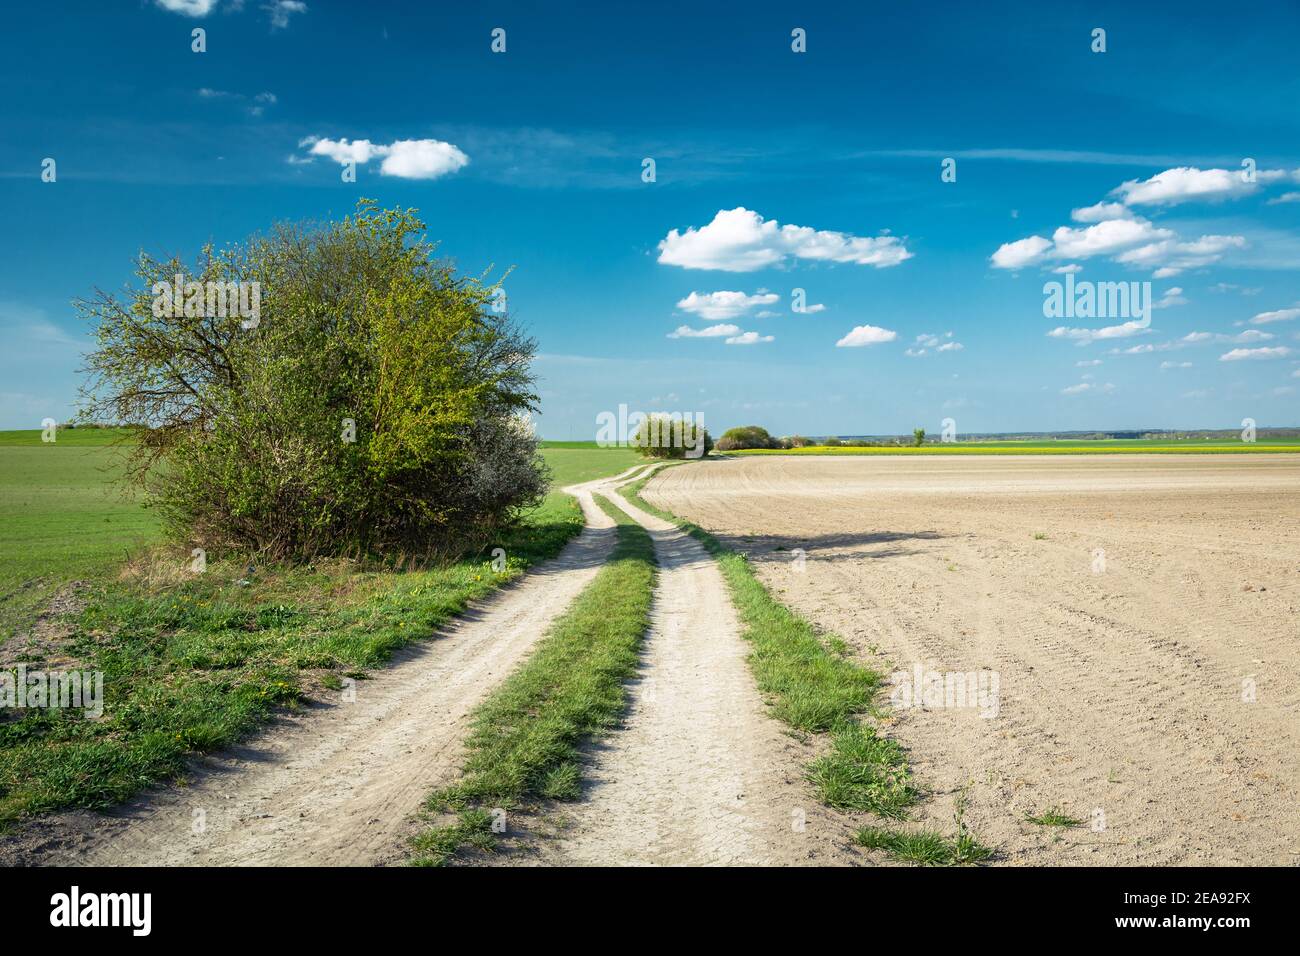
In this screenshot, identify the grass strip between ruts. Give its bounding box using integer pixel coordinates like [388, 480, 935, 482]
[410, 493, 656, 865]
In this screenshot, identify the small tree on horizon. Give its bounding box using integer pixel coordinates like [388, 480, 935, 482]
[715, 424, 777, 451]
[913, 427, 926, 446]
[632, 414, 712, 459]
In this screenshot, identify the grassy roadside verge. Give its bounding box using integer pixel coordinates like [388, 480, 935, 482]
[0, 494, 586, 826]
[619, 464, 992, 865]
[410, 494, 656, 866]
[0, 443, 640, 828]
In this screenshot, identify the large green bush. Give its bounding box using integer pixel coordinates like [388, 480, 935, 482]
[78, 200, 546, 559]
[631, 414, 712, 460]
[715, 424, 778, 451]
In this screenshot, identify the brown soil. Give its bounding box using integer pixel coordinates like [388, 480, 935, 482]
[643, 454, 1300, 865]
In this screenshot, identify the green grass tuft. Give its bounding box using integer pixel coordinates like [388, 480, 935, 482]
[857, 791, 993, 865]
[806, 722, 917, 817]
[856, 825, 993, 865]
[409, 808, 498, 867]
[1026, 807, 1085, 828]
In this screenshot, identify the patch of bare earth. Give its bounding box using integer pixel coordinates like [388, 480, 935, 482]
[0, 581, 89, 670]
[644, 454, 1300, 866]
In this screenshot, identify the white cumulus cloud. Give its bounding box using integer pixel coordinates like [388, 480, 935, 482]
[1113, 167, 1257, 206]
[154, 0, 220, 15]
[1050, 218, 1173, 260]
[675, 290, 779, 321]
[380, 139, 469, 179]
[658, 208, 912, 272]
[1071, 202, 1131, 223]
[835, 324, 897, 348]
[298, 136, 468, 179]
[990, 235, 1051, 269]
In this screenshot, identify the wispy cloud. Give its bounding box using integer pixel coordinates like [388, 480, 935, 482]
[1047, 320, 1151, 345]
[667, 323, 740, 339]
[1220, 346, 1293, 361]
[263, 0, 306, 30]
[197, 88, 277, 117]
[1249, 306, 1300, 325]
[1061, 381, 1116, 395]
[905, 331, 964, 356]
[725, 331, 774, 345]
[862, 148, 1251, 168]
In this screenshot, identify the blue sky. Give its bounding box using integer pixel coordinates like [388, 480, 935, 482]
[2, 0, 1298, 436]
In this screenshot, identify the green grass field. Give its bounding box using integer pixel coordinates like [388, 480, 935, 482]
[0, 429, 159, 645]
[0, 430, 643, 825]
[538, 441, 642, 484]
[0, 432, 641, 645]
[733, 438, 1300, 456]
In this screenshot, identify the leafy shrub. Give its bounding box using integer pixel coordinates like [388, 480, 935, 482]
[78, 200, 546, 560]
[781, 434, 815, 448]
[822, 436, 844, 448]
[715, 424, 778, 451]
[632, 414, 712, 459]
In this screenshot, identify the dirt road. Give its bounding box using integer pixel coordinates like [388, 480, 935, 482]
[1, 468, 644, 867]
[518, 469, 860, 866]
[644, 454, 1300, 865]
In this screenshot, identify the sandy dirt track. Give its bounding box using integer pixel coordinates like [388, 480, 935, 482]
[0, 469, 645, 867]
[507, 470, 860, 866]
[644, 455, 1300, 865]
